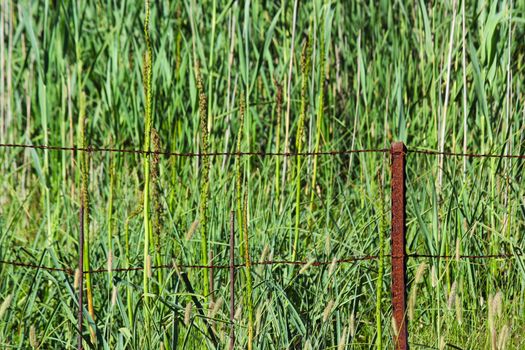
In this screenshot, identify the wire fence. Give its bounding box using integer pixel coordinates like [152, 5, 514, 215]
[1, 141, 524, 350]
[2, 142, 525, 158]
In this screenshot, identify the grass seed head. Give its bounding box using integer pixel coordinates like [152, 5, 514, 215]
[337, 327, 347, 350]
[303, 340, 312, 350]
[260, 244, 270, 262]
[408, 286, 417, 321]
[447, 280, 457, 309]
[111, 285, 118, 307]
[391, 316, 398, 337]
[349, 312, 356, 337]
[493, 291, 503, 318]
[328, 257, 337, 277]
[185, 220, 199, 241]
[234, 304, 242, 320]
[184, 302, 192, 326]
[107, 249, 113, 272]
[74, 268, 81, 290]
[29, 325, 37, 348]
[0, 294, 13, 320]
[299, 260, 314, 274]
[498, 324, 509, 350]
[488, 294, 496, 345]
[414, 263, 427, 284]
[324, 234, 331, 256]
[255, 303, 263, 336]
[431, 265, 438, 287]
[322, 299, 334, 322]
[439, 336, 446, 350]
[210, 297, 223, 319]
[455, 296, 462, 324]
[146, 254, 152, 278]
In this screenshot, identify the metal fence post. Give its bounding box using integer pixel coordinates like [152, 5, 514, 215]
[391, 142, 408, 350]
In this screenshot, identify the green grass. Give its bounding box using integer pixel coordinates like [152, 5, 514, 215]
[1, 0, 525, 349]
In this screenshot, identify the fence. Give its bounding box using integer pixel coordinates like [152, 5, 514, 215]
[0, 141, 524, 350]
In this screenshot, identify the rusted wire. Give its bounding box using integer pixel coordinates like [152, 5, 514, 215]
[0, 260, 74, 274]
[408, 148, 525, 159]
[3, 143, 525, 159]
[409, 253, 523, 260]
[0, 143, 388, 157]
[3, 252, 523, 275]
[0, 255, 380, 274]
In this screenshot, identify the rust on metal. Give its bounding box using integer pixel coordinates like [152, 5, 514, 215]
[0, 142, 389, 158]
[391, 141, 408, 350]
[0, 254, 382, 274]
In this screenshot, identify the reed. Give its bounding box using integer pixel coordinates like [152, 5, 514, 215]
[309, 1, 327, 225]
[375, 171, 386, 349]
[274, 81, 283, 198]
[142, 0, 153, 335]
[106, 153, 115, 296]
[1, 1, 524, 348]
[195, 62, 211, 299]
[235, 96, 254, 349]
[78, 91, 95, 341]
[293, 36, 311, 260]
[150, 128, 163, 286]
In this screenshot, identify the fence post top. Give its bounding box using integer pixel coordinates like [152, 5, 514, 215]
[391, 142, 407, 155]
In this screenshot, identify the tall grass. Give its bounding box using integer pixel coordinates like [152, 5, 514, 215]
[293, 35, 311, 260]
[196, 62, 211, 300]
[142, 0, 153, 337]
[236, 96, 254, 349]
[0, 1, 524, 349]
[78, 91, 95, 341]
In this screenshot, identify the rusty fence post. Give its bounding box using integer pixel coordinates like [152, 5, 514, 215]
[391, 142, 408, 350]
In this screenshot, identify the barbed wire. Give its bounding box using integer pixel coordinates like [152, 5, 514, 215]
[408, 149, 525, 159]
[409, 253, 523, 260]
[0, 143, 388, 157]
[3, 252, 523, 275]
[2, 143, 524, 159]
[0, 255, 380, 275]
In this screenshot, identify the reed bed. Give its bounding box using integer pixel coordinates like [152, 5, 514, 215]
[0, 1, 524, 349]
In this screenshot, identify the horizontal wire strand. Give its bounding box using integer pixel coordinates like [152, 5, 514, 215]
[0, 255, 381, 275]
[3, 252, 523, 275]
[2, 143, 525, 159]
[0, 143, 388, 157]
[409, 253, 523, 260]
[408, 148, 525, 159]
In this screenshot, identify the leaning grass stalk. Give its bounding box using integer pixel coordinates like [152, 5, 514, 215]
[274, 81, 282, 198]
[281, 0, 299, 200]
[293, 36, 310, 260]
[107, 153, 115, 297]
[234, 95, 253, 348]
[125, 204, 142, 328]
[236, 96, 245, 257]
[309, 9, 326, 226]
[375, 171, 386, 349]
[142, 0, 153, 334]
[78, 92, 95, 341]
[196, 62, 210, 299]
[243, 192, 254, 350]
[151, 129, 164, 288]
[437, 0, 458, 191]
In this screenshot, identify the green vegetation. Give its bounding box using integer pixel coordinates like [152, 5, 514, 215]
[0, 0, 524, 349]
